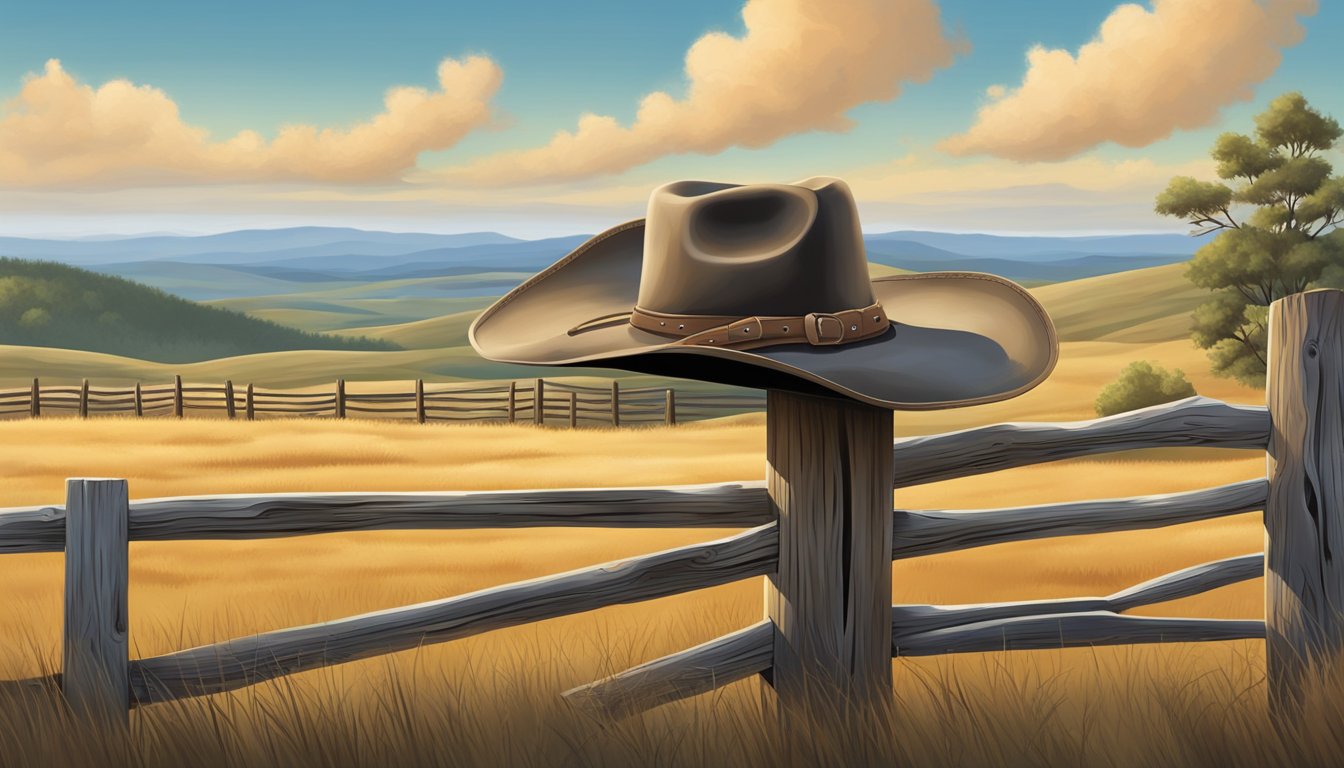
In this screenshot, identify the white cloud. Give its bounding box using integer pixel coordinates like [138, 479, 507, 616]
[940, 0, 1317, 161]
[440, 0, 958, 186]
[0, 57, 502, 186]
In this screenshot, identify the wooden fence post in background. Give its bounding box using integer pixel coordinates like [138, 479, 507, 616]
[764, 390, 894, 715]
[63, 478, 130, 724]
[245, 384, 255, 421]
[224, 380, 236, 420]
[665, 389, 676, 426]
[173, 375, 184, 419]
[569, 391, 578, 429]
[134, 383, 143, 418]
[1266, 289, 1344, 714]
[79, 379, 90, 419]
[30, 377, 40, 418]
[507, 381, 517, 424]
[335, 379, 346, 419]
[416, 379, 426, 424]
[534, 378, 545, 426]
[611, 381, 620, 427]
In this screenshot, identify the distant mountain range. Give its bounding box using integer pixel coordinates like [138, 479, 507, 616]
[0, 226, 1205, 300]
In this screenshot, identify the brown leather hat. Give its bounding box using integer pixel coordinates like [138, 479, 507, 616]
[469, 177, 1058, 410]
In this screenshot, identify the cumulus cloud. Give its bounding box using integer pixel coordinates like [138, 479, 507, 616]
[440, 0, 958, 186]
[0, 57, 502, 186]
[939, 0, 1317, 161]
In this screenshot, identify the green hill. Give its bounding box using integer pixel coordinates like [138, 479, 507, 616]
[0, 258, 397, 363]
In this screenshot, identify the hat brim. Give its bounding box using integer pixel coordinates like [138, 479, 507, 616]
[469, 219, 1059, 410]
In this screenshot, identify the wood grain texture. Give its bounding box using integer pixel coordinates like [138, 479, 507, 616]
[891, 396, 1269, 488]
[893, 480, 1267, 559]
[765, 390, 894, 708]
[892, 552, 1263, 645]
[1265, 289, 1344, 710]
[130, 523, 778, 704]
[564, 620, 772, 720]
[63, 479, 130, 723]
[893, 612, 1265, 656]
[0, 482, 772, 553]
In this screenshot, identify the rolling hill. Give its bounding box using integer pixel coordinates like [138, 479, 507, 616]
[1032, 262, 1203, 343]
[0, 258, 397, 363]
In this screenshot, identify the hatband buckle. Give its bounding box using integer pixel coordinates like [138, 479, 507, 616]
[805, 313, 846, 345]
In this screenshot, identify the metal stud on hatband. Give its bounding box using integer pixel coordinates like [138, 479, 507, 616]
[678, 324, 685, 330]
[743, 328, 751, 334]
[782, 325, 789, 333]
[851, 325, 858, 332]
[660, 321, 666, 326]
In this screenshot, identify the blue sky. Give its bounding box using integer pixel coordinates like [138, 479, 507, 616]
[0, 0, 1338, 236]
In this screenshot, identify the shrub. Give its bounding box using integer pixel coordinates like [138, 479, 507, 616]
[1095, 361, 1197, 417]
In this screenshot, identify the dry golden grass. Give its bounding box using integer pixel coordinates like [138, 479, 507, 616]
[0, 336, 1290, 766]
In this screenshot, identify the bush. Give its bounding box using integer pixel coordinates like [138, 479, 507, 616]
[1095, 361, 1197, 417]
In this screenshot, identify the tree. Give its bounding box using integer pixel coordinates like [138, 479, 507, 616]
[1095, 361, 1197, 417]
[1156, 93, 1344, 385]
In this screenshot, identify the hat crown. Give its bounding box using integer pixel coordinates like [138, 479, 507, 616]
[635, 177, 874, 317]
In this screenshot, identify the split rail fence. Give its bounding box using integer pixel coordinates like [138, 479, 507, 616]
[0, 377, 765, 427]
[1, 289, 1341, 725]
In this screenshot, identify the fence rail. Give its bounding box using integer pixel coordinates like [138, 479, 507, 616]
[0, 376, 766, 428]
[2, 289, 1342, 730]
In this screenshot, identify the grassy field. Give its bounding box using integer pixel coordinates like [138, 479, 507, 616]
[4, 260, 1330, 766]
[0, 322, 1286, 766]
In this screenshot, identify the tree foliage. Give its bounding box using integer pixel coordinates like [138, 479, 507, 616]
[1156, 93, 1344, 385]
[1095, 361, 1197, 417]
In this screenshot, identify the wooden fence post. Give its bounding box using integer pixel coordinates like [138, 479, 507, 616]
[245, 384, 255, 421]
[507, 381, 517, 424]
[665, 389, 676, 426]
[63, 478, 130, 724]
[134, 383, 143, 417]
[30, 377, 40, 418]
[569, 391, 578, 429]
[611, 381, 620, 427]
[534, 379, 545, 426]
[335, 379, 346, 419]
[173, 375, 184, 419]
[764, 390, 894, 714]
[79, 379, 89, 419]
[1266, 289, 1344, 713]
[224, 380, 236, 419]
[416, 379, 426, 424]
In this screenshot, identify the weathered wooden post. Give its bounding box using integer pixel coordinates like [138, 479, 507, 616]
[569, 391, 578, 429]
[764, 390, 894, 713]
[245, 383, 255, 421]
[1266, 289, 1344, 713]
[224, 380, 236, 419]
[507, 381, 517, 424]
[611, 381, 621, 427]
[63, 478, 130, 724]
[335, 379, 347, 419]
[534, 378, 545, 426]
[133, 383, 143, 418]
[30, 377, 40, 418]
[79, 379, 90, 419]
[665, 389, 676, 426]
[173, 375, 184, 418]
[415, 379, 427, 424]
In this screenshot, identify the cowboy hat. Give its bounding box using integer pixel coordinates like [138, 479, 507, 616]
[469, 177, 1058, 410]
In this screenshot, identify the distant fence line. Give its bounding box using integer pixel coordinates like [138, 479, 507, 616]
[0, 377, 766, 427]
